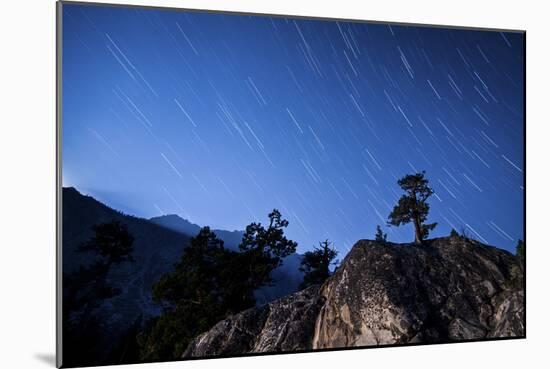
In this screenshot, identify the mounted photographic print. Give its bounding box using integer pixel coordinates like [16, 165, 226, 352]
[57, 1, 526, 367]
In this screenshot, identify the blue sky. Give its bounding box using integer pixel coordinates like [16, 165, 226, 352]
[62, 4, 524, 254]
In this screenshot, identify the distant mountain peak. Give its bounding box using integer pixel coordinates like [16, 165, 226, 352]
[149, 214, 201, 236]
[150, 213, 187, 221]
[148, 214, 245, 250]
[149, 214, 198, 227]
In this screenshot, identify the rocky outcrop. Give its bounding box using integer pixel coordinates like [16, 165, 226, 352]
[182, 285, 324, 357]
[312, 237, 524, 348]
[182, 236, 525, 357]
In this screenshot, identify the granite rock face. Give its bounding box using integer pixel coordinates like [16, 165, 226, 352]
[182, 236, 525, 357]
[182, 285, 324, 357]
[313, 237, 524, 348]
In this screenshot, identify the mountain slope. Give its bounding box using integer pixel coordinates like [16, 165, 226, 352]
[62, 187, 304, 333]
[182, 236, 524, 357]
[62, 187, 192, 321]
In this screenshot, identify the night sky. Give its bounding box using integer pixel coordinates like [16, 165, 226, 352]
[62, 4, 524, 254]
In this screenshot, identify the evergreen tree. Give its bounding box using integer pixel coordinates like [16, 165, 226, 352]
[450, 228, 459, 237]
[151, 227, 233, 309]
[64, 220, 135, 367]
[375, 225, 387, 242]
[388, 171, 437, 244]
[299, 240, 338, 289]
[139, 210, 297, 360]
[78, 220, 134, 265]
[239, 209, 298, 289]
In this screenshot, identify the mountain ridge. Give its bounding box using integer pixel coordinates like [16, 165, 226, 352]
[148, 212, 305, 304]
[62, 186, 304, 330]
[149, 214, 245, 251]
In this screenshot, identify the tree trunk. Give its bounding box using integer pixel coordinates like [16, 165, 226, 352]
[411, 192, 423, 244]
[413, 217, 422, 244]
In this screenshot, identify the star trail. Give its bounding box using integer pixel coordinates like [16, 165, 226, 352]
[62, 4, 524, 254]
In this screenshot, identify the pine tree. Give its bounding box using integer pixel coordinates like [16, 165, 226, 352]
[64, 220, 135, 367]
[139, 210, 297, 360]
[139, 227, 242, 360]
[388, 171, 437, 244]
[299, 240, 338, 289]
[239, 209, 298, 289]
[67, 220, 135, 311]
[78, 220, 135, 266]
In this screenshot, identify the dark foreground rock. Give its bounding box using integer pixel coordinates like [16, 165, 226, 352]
[182, 285, 324, 357]
[182, 236, 525, 357]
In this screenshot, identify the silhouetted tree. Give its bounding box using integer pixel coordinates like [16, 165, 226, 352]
[78, 220, 135, 266]
[239, 209, 298, 289]
[388, 171, 437, 244]
[138, 227, 241, 360]
[450, 228, 459, 237]
[139, 210, 297, 360]
[63, 220, 135, 367]
[66, 221, 135, 314]
[152, 227, 232, 308]
[299, 240, 338, 289]
[375, 225, 387, 242]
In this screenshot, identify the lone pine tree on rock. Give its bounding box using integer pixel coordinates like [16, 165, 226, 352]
[388, 171, 437, 244]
